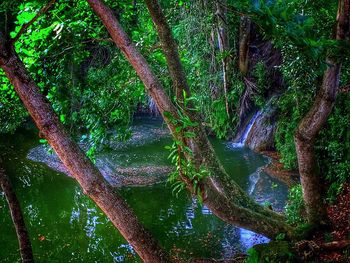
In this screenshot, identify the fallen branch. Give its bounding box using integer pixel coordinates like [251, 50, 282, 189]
[11, 0, 56, 44]
[321, 240, 350, 250]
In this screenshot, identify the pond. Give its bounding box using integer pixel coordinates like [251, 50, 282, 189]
[0, 117, 288, 262]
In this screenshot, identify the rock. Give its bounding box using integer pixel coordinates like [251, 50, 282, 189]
[245, 103, 277, 152]
[261, 151, 299, 188]
[27, 145, 173, 187]
[27, 121, 173, 187]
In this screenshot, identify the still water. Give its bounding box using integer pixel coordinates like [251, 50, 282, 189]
[0, 118, 287, 262]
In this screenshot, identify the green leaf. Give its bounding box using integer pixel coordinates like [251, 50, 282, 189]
[60, 114, 66, 123]
[39, 139, 47, 144]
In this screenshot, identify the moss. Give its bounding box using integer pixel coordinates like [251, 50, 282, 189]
[246, 241, 299, 263]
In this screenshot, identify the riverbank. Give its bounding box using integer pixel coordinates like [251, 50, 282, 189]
[261, 150, 299, 188]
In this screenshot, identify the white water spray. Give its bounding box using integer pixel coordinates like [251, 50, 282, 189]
[232, 110, 261, 148]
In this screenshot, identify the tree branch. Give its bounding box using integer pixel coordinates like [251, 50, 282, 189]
[87, 0, 295, 239]
[144, 0, 191, 102]
[0, 161, 34, 263]
[321, 240, 350, 250]
[11, 0, 56, 44]
[0, 35, 170, 263]
[339, 85, 350, 93]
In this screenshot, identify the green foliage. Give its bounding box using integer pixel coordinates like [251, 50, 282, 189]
[0, 70, 27, 133]
[1, 0, 349, 226]
[275, 233, 286, 241]
[275, 49, 323, 169]
[294, 223, 314, 239]
[245, 0, 340, 60]
[245, 241, 295, 263]
[285, 185, 305, 225]
[245, 247, 259, 263]
[1, 0, 152, 148]
[316, 90, 350, 201]
[209, 99, 230, 139]
[169, 0, 241, 138]
[252, 61, 268, 108]
[165, 93, 209, 202]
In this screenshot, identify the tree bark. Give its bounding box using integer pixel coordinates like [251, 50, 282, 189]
[0, 163, 34, 263]
[321, 240, 350, 250]
[87, 0, 294, 239]
[215, 0, 231, 118]
[144, 0, 191, 103]
[238, 16, 251, 74]
[294, 0, 349, 225]
[0, 35, 170, 263]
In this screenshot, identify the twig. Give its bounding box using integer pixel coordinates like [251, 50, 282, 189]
[11, 0, 56, 44]
[321, 240, 350, 250]
[47, 38, 113, 57]
[339, 85, 350, 93]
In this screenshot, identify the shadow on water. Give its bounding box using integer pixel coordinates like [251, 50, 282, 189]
[0, 118, 288, 262]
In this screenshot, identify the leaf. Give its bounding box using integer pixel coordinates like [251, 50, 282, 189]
[184, 131, 196, 138]
[60, 114, 66, 123]
[175, 126, 182, 133]
[39, 139, 47, 144]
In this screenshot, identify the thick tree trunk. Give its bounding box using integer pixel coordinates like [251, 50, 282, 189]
[294, 59, 340, 224]
[0, 163, 34, 263]
[294, 0, 349, 225]
[238, 16, 251, 74]
[87, 0, 294, 239]
[0, 36, 170, 263]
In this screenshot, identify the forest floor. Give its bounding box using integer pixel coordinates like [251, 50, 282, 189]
[261, 151, 299, 188]
[257, 151, 350, 262]
[315, 183, 350, 262]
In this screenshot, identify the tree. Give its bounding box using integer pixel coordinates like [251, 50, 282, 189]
[294, 0, 350, 225]
[1, 0, 349, 260]
[0, 31, 170, 263]
[87, 0, 294, 239]
[0, 161, 34, 263]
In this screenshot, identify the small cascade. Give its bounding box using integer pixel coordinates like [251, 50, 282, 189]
[232, 110, 261, 148]
[248, 170, 260, 195]
[148, 96, 160, 116]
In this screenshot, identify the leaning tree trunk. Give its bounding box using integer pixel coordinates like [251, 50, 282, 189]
[0, 35, 170, 263]
[294, 0, 349, 225]
[0, 163, 34, 263]
[87, 0, 295, 239]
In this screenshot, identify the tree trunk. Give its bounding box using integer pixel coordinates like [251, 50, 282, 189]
[294, 0, 349, 225]
[0, 35, 170, 263]
[144, 0, 191, 103]
[0, 163, 34, 263]
[87, 0, 294, 239]
[238, 16, 251, 74]
[215, 0, 231, 118]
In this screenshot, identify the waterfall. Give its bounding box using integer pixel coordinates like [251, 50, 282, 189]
[232, 110, 261, 148]
[248, 170, 260, 195]
[148, 96, 160, 116]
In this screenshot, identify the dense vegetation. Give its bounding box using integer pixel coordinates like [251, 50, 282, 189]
[0, 0, 349, 262]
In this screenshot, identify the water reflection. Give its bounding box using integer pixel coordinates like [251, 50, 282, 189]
[239, 228, 269, 251]
[0, 120, 288, 262]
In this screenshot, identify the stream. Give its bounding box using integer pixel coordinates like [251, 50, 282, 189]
[0, 117, 288, 262]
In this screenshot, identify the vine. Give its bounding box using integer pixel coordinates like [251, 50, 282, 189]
[164, 92, 210, 202]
